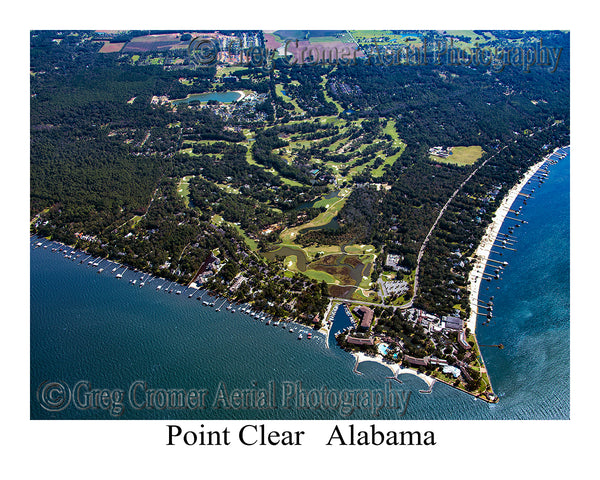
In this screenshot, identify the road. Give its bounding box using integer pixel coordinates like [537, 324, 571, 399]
[331, 144, 510, 311]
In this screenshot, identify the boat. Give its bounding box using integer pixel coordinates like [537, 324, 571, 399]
[307, 333, 312, 339]
[188, 293, 194, 298]
[176, 290, 182, 295]
[266, 320, 270, 325]
[157, 285, 162, 290]
[116, 273, 123, 279]
[231, 309, 235, 313]
[289, 328, 294, 333]
[298, 333, 303, 340]
[97, 268, 104, 273]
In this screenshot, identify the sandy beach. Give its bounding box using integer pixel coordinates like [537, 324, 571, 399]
[467, 156, 549, 334]
[352, 351, 436, 389]
[234, 90, 246, 102]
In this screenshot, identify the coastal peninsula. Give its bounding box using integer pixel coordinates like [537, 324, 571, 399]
[30, 29, 570, 402]
[346, 146, 568, 402]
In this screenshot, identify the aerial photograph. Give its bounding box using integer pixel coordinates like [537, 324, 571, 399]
[30, 29, 570, 422]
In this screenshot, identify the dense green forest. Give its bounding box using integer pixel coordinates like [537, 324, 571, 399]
[31, 29, 569, 327]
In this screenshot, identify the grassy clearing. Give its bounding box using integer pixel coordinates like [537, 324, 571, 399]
[129, 215, 143, 228]
[371, 147, 405, 177]
[216, 66, 246, 77]
[441, 30, 498, 49]
[303, 268, 339, 284]
[211, 214, 224, 226]
[287, 115, 346, 128]
[346, 157, 377, 180]
[352, 288, 377, 302]
[242, 135, 304, 187]
[344, 244, 376, 255]
[284, 255, 299, 271]
[279, 176, 304, 187]
[358, 253, 376, 263]
[279, 251, 339, 283]
[304, 245, 343, 259]
[320, 75, 344, 114]
[288, 139, 314, 149]
[230, 223, 258, 252]
[275, 83, 304, 115]
[177, 176, 193, 207]
[181, 139, 221, 146]
[358, 275, 374, 291]
[430, 146, 484, 166]
[371, 123, 406, 178]
[279, 189, 351, 244]
[244, 145, 258, 166]
[216, 183, 240, 194]
[381, 272, 396, 281]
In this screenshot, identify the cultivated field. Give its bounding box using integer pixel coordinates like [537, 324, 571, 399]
[99, 42, 125, 53]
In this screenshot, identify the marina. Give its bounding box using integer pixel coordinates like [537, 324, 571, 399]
[28, 149, 569, 420]
[30, 236, 327, 350]
[470, 146, 569, 330]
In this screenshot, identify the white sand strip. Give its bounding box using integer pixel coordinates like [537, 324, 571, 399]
[467, 156, 549, 334]
[353, 351, 436, 388]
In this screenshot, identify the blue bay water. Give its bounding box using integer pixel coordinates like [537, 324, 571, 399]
[30, 152, 569, 420]
[171, 91, 242, 105]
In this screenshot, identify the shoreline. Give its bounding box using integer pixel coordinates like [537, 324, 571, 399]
[30, 236, 325, 339]
[465, 147, 567, 398]
[30, 147, 567, 408]
[352, 351, 436, 389]
[170, 90, 246, 105]
[352, 351, 503, 403]
[467, 156, 550, 336]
